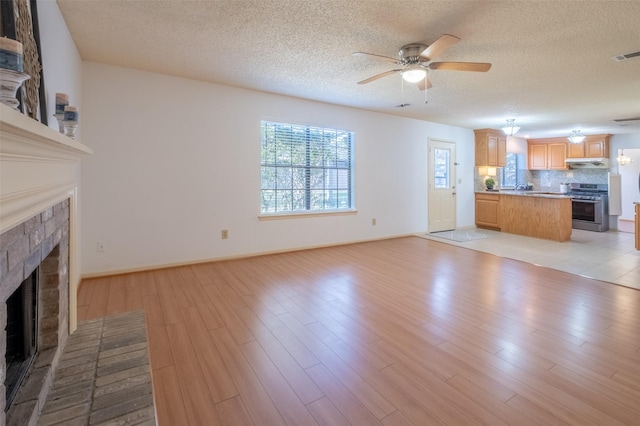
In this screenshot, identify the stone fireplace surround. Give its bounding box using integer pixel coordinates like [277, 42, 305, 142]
[0, 201, 69, 423]
[0, 104, 92, 425]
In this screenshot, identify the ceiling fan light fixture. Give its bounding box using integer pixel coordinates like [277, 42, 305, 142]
[501, 119, 520, 136]
[402, 65, 426, 83]
[568, 130, 586, 144]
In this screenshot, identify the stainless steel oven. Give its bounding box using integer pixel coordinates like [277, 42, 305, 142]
[568, 183, 609, 232]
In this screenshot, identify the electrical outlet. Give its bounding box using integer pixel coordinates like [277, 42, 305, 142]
[221, 229, 229, 239]
[372, 218, 376, 226]
[97, 242, 105, 252]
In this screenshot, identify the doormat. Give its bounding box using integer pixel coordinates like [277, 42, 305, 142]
[429, 230, 489, 242]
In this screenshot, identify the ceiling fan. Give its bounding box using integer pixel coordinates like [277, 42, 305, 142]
[353, 34, 491, 90]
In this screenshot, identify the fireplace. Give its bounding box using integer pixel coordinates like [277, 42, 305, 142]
[5, 269, 38, 408]
[0, 202, 69, 424]
[1, 103, 91, 424]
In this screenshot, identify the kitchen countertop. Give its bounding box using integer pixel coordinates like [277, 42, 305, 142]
[476, 190, 571, 199]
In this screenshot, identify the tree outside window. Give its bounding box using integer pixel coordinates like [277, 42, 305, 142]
[261, 121, 353, 214]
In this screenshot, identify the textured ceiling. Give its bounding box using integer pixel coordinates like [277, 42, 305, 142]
[56, 0, 640, 138]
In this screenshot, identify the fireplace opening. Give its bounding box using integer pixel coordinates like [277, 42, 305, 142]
[4, 268, 38, 411]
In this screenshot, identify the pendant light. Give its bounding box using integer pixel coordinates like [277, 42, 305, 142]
[501, 119, 520, 136]
[617, 149, 632, 166]
[568, 130, 586, 144]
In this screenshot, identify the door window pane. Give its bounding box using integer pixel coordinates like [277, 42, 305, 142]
[434, 148, 450, 189]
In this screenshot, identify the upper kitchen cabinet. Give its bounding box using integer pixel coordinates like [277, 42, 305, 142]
[566, 134, 611, 158]
[527, 138, 567, 170]
[474, 129, 506, 167]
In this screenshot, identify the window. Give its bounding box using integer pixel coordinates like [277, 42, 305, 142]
[433, 148, 451, 189]
[501, 152, 520, 188]
[260, 121, 353, 214]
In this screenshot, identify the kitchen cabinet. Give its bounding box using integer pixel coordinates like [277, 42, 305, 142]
[567, 142, 585, 158]
[548, 143, 567, 169]
[500, 193, 572, 242]
[474, 129, 506, 167]
[566, 134, 611, 158]
[585, 137, 609, 157]
[528, 144, 547, 169]
[527, 140, 567, 170]
[475, 193, 500, 230]
[475, 192, 572, 241]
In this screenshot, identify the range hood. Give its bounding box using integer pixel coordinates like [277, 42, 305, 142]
[565, 158, 610, 168]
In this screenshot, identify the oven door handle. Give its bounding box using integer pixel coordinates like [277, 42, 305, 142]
[571, 200, 600, 204]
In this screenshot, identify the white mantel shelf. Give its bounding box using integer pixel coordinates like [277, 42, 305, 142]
[1, 103, 92, 233]
[0, 103, 92, 157]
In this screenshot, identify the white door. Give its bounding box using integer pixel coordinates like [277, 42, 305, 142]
[428, 139, 457, 232]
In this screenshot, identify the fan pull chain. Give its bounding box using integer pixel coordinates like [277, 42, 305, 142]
[424, 70, 428, 104]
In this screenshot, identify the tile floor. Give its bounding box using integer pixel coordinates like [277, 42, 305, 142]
[419, 228, 640, 290]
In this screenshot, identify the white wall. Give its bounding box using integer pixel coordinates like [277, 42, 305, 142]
[610, 133, 640, 167]
[35, 1, 85, 330]
[610, 133, 640, 224]
[37, 0, 83, 135]
[80, 63, 475, 275]
[506, 136, 527, 155]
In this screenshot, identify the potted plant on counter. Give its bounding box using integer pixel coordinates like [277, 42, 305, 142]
[485, 177, 495, 190]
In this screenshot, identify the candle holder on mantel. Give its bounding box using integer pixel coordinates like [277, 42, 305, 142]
[63, 120, 78, 139]
[53, 113, 64, 133]
[0, 68, 30, 109]
[62, 105, 79, 139]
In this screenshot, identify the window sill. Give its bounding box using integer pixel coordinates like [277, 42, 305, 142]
[259, 209, 357, 221]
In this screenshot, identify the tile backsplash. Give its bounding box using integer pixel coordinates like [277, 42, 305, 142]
[529, 168, 609, 191]
[475, 168, 610, 192]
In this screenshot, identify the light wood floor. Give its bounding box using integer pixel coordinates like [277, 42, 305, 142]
[77, 236, 640, 425]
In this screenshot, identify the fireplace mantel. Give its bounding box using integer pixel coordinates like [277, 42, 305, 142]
[1, 103, 92, 335]
[1, 103, 92, 234]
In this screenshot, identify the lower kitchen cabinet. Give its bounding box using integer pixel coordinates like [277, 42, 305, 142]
[475, 192, 572, 241]
[475, 193, 500, 230]
[500, 194, 572, 242]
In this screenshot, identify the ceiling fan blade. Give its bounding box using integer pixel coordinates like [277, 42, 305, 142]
[429, 62, 492, 72]
[417, 77, 433, 91]
[352, 52, 400, 64]
[419, 34, 460, 60]
[357, 69, 402, 84]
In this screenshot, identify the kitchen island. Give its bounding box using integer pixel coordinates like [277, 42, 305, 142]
[475, 191, 572, 242]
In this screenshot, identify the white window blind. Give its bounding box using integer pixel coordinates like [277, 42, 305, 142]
[261, 121, 353, 214]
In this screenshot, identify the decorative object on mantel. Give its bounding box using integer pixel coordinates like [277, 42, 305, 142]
[617, 149, 632, 166]
[15, 0, 42, 120]
[53, 92, 69, 133]
[0, 37, 24, 72]
[501, 119, 520, 136]
[567, 130, 586, 143]
[0, 68, 30, 109]
[0, 37, 30, 109]
[63, 105, 79, 139]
